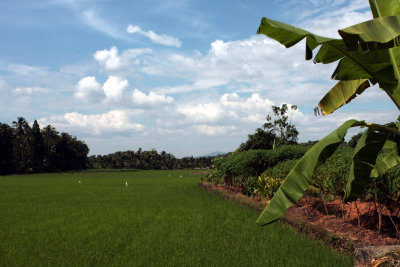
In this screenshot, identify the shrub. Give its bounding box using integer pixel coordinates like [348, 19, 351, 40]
[208, 144, 311, 187]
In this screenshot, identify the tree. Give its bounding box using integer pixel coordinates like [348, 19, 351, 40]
[239, 128, 275, 151]
[239, 104, 298, 152]
[256, 0, 400, 225]
[0, 123, 14, 174]
[263, 104, 298, 148]
[30, 120, 45, 173]
[347, 132, 363, 148]
[12, 117, 31, 173]
[41, 125, 59, 171]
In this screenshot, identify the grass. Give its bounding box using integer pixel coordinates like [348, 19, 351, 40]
[0, 170, 353, 266]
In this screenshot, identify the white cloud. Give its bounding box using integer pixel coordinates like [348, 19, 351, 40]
[102, 76, 129, 101]
[178, 103, 223, 123]
[39, 110, 144, 135]
[132, 89, 174, 106]
[193, 125, 237, 136]
[221, 93, 274, 113]
[13, 86, 51, 96]
[173, 93, 276, 128]
[94, 46, 121, 71]
[127, 24, 182, 47]
[2, 63, 48, 77]
[0, 77, 6, 91]
[93, 46, 153, 73]
[82, 9, 125, 40]
[75, 76, 103, 99]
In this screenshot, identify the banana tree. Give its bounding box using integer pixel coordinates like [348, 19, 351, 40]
[256, 0, 400, 225]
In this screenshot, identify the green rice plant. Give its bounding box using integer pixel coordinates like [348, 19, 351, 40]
[0, 171, 352, 266]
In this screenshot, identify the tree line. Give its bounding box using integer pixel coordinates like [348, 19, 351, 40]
[87, 149, 215, 170]
[0, 117, 89, 175]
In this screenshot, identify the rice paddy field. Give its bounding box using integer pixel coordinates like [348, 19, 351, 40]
[0, 170, 353, 266]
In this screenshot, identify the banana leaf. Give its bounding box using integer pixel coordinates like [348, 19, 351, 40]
[369, 0, 400, 19]
[256, 119, 364, 225]
[258, 0, 400, 114]
[339, 16, 400, 51]
[344, 129, 387, 202]
[257, 17, 338, 60]
[318, 79, 370, 116]
[370, 149, 400, 177]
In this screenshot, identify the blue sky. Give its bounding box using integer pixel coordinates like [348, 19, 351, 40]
[0, 0, 398, 157]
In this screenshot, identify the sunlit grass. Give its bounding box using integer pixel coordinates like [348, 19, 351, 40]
[0, 170, 352, 266]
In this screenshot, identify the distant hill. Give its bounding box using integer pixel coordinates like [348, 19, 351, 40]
[201, 151, 227, 157]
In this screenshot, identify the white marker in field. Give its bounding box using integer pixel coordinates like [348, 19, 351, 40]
[125, 181, 128, 187]
[78, 180, 82, 184]
[180, 174, 182, 178]
[169, 174, 171, 178]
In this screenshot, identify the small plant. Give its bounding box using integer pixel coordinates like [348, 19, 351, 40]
[254, 175, 282, 200]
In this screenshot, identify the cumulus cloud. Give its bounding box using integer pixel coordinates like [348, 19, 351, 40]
[178, 103, 223, 123]
[75, 76, 103, 100]
[93, 46, 153, 73]
[150, 36, 325, 103]
[132, 89, 174, 106]
[127, 24, 182, 47]
[102, 76, 129, 101]
[39, 110, 144, 135]
[176, 93, 275, 125]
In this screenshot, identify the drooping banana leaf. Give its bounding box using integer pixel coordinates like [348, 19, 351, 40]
[318, 79, 370, 116]
[257, 17, 338, 60]
[256, 119, 365, 225]
[344, 129, 388, 202]
[370, 149, 400, 177]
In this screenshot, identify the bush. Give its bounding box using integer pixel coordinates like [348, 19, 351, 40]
[260, 145, 353, 199]
[208, 144, 312, 187]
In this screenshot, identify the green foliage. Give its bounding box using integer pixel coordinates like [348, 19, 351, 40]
[0, 117, 89, 174]
[262, 146, 353, 199]
[263, 104, 299, 148]
[0, 123, 14, 175]
[347, 132, 363, 148]
[238, 128, 275, 151]
[313, 146, 353, 198]
[262, 159, 298, 180]
[238, 104, 298, 152]
[254, 175, 283, 200]
[88, 149, 214, 170]
[256, 120, 364, 225]
[209, 144, 311, 186]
